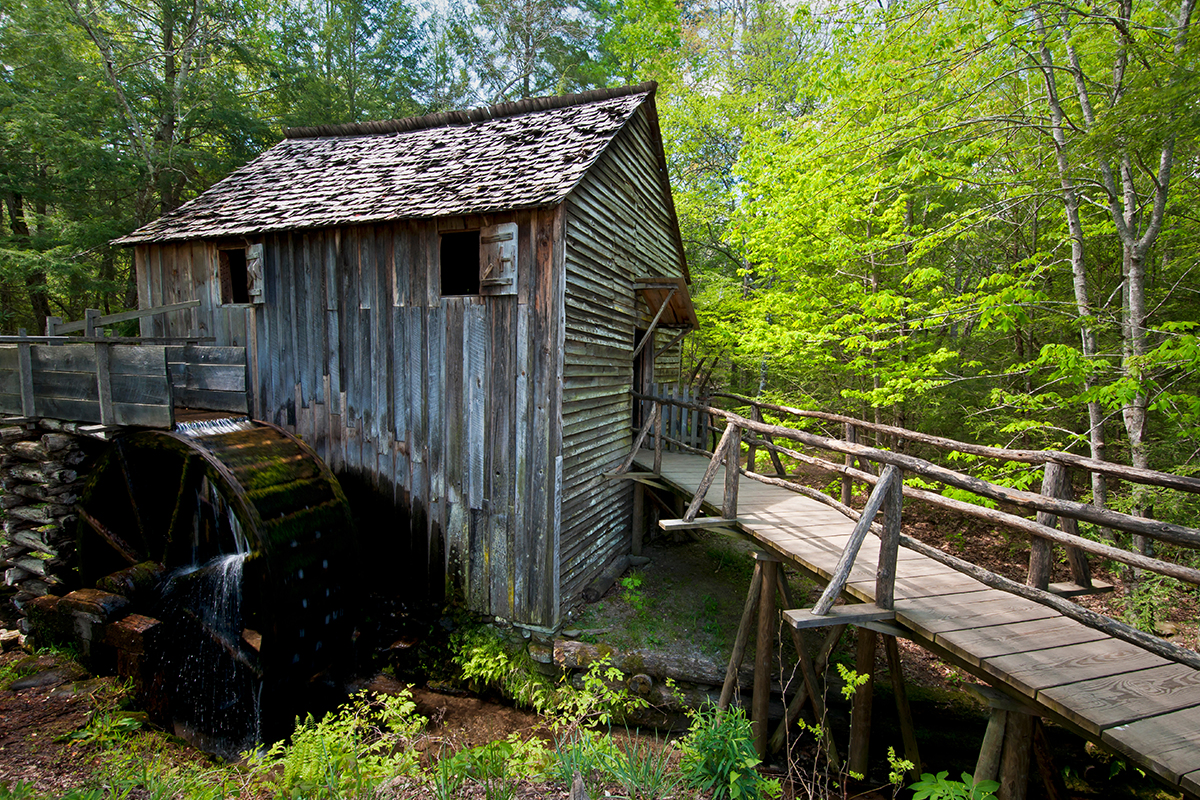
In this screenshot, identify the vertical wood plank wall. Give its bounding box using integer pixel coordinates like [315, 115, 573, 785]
[134, 208, 564, 627]
[559, 106, 689, 602]
[132, 104, 685, 626]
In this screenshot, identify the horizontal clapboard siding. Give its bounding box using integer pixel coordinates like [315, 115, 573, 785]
[559, 105, 689, 603]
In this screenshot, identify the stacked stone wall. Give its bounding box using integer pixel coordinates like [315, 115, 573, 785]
[0, 422, 103, 623]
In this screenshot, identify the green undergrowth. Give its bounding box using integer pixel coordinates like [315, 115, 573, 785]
[569, 531, 818, 661]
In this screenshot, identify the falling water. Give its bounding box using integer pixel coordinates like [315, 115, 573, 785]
[175, 417, 255, 438]
[157, 470, 261, 758]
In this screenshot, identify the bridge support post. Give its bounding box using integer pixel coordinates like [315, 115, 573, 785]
[848, 628, 877, 777]
[753, 551, 779, 759]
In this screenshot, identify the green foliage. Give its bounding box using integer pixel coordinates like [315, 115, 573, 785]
[835, 663, 869, 701]
[887, 746, 915, 787]
[678, 704, 781, 800]
[255, 690, 425, 799]
[909, 771, 999, 800]
[451, 624, 648, 729]
[57, 711, 144, 746]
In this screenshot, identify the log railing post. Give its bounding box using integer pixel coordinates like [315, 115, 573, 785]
[723, 423, 741, 520]
[1058, 469, 1093, 589]
[876, 467, 903, 610]
[842, 423, 856, 505]
[748, 406, 761, 474]
[653, 400, 663, 474]
[812, 464, 902, 615]
[683, 422, 736, 522]
[44, 316, 61, 337]
[1029, 463, 1065, 590]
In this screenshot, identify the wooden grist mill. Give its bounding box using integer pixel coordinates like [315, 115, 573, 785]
[0, 83, 697, 750]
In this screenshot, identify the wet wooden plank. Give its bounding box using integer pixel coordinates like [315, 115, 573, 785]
[1038, 663, 1200, 735]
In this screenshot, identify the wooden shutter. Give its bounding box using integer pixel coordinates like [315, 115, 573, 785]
[247, 243, 264, 302]
[479, 223, 518, 296]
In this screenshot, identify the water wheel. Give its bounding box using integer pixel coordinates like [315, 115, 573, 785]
[75, 418, 358, 753]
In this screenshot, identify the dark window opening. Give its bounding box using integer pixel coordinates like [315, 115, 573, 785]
[218, 248, 250, 304]
[440, 231, 480, 296]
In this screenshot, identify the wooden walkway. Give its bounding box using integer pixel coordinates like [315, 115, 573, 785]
[635, 450, 1200, 794]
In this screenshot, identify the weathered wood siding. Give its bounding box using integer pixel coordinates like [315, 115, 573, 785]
[559, 106, 688, 602]
[133, 208, 565, 626]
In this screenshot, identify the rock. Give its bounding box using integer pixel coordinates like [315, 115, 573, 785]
[0, 494, 25, 509]
[9, 663, 88, 691]
[7, 505, 69, 524]
[12, 556, 48, 576]
[10, 530, 56, 555]
[0, 628, 23, 651]
[4, 565, 32, 585]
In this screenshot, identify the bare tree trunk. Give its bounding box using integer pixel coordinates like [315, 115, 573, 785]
[1033, 9, 1111, 525]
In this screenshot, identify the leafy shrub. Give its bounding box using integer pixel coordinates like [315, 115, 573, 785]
[256, 690, 425, 799]
[678, 704, 781, 800]
[909, 771, 999, 800]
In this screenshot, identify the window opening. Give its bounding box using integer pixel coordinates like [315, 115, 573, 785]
[218, 248, 250, 304]
[440, 231, 481, 296]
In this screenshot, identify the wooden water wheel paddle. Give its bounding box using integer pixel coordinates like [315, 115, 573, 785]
[75, 419, 358, 753]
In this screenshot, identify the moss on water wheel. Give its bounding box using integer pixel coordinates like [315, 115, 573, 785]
[75, 420, 358, 753]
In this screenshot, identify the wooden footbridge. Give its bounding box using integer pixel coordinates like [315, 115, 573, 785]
[615, 392, 1200, 800]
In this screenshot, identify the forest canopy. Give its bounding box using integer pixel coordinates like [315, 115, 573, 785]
[2, 0, 1198, 485]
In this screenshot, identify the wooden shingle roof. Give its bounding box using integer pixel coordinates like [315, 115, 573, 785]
[117, 84, 657, 245]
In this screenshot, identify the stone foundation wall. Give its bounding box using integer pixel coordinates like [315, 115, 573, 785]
[0, 422, 104, 623]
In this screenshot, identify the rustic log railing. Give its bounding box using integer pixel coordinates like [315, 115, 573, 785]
[620, 390, 1200, 671]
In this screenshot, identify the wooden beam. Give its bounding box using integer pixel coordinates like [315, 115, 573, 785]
[54, 300, 201, 334]
[812, 464, 901, 615]
[707, 389, 1200, 496]
[876, 466, 902, 610]
[722, 425, 741, 520]
[753, 558, 778, 758]
[659, 516, 739, 531]
[683, 422, 736, 522]
[885, 635, 921, 782]
[785, 604, 896, 629]
[615, 403, 660, 474]
[848, 628, 877, 776]
[16, 334, 34, 418]
[94, 342, 114, 426]
[653, 327, 688, 361]
[719, 560, 763, 709]
[630, 286, 676, 361]
[634, 392, 1200, 544]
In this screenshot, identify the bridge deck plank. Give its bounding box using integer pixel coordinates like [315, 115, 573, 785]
[634, 449, 1200, 791]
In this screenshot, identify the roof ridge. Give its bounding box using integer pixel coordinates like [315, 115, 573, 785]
[283, 82, 658, 140]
